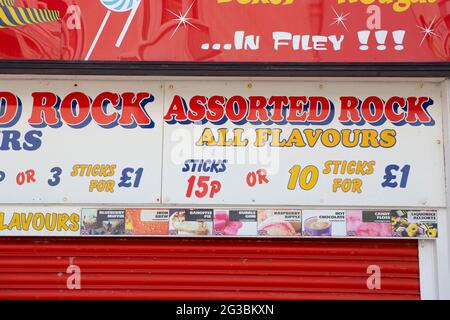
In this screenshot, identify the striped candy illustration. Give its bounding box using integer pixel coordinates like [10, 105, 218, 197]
[0, 0, 15, 6]
[0, 0, 60, 29]
[101, 0, 140, 12]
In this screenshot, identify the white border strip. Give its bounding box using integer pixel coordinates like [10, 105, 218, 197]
[419, 239, 438, 299]
[434, 80, 450, 299]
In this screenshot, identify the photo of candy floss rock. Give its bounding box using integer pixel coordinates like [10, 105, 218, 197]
[0, 0, 450, 303]
[346, 210, 392, 237]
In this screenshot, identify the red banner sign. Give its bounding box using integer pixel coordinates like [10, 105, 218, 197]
[0, 0, 449, 62]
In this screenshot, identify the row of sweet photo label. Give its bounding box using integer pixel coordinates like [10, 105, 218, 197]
[80, 208, 438, 238]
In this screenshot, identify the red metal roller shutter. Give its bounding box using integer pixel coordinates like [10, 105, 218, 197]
[0, 238, 420, 300]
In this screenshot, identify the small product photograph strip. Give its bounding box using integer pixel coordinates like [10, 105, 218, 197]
[55, 208, 441, 239]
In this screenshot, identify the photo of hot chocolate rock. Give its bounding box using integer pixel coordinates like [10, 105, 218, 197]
[391, 210, 438, 238]
[257, 209, 302, 236]
[302, 210, 346, 237]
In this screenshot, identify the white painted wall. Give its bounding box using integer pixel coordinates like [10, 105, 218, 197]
[421, 80, 450, 300]
[434, 80, 450, 299]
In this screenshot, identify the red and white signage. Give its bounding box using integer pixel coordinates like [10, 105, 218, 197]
[0, 0, 449, 62]
[0, 78, 445, 207]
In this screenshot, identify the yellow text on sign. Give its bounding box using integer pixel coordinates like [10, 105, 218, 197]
[287, 165, 319, 190]
[337, 0, 437, 13]
[332, 178, 363, 193]
[89, 180, 115, 193]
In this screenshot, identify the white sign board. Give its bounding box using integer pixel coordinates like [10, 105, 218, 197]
[161, 80, 446, 207]
[0, 79, 163, 203]
[0, 79, 445, 207]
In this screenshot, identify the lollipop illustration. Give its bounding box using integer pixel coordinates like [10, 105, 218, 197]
[85, 0, 141, 60]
